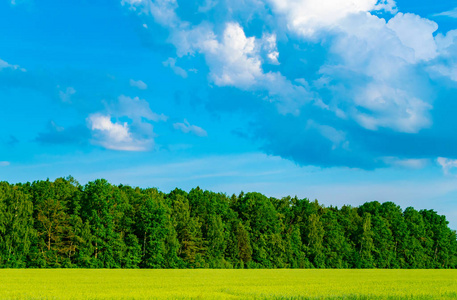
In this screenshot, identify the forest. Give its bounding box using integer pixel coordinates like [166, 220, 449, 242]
[0, 177, 456, 269]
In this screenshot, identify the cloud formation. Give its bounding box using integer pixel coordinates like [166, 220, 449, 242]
[88, 114, 152, 151]
[122, 1, 315, 114]
[122, 0, 457, 168]
[87, 95, 167, 151]
[267, 0, 396, 37]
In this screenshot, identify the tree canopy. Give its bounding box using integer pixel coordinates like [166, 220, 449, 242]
[0, 177, 456, 269]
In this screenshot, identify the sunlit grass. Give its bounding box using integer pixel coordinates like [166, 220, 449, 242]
[1, 269, 456, 299]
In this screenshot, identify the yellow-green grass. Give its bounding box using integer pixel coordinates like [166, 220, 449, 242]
[1, 269, 456, 299]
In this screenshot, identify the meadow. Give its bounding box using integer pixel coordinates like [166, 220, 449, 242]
[1, 269, 456, 299]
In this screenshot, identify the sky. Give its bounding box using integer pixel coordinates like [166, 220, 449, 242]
[1, 0, 457, 228]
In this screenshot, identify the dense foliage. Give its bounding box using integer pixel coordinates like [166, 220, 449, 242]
[0, 177, 456, 269]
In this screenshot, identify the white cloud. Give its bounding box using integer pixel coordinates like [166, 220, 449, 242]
[437, 157, 457, 175]
[0, 161, 10, 167]
[130, 79, 148, 90]
[205, 23, 263, 88]
[163, 58, 188, 78]
[260, 2, 438, 132]
[267, 0, 396, 38]
[87, 114, 152, 151]
[387, 13, 438, 62]
[352, 83, 432, 133]
[262, 34, 279, 65]
[436, 30, 457, 51]
[431, 30, 457, 81]
[123, 1, 314, 114]
[194, 22, 314, 113]
[318, 12, 434, 133]
[87, 95, 167, 151]
[169, 23, 217, 57]
[123, 0, 448, 131]
[199, 26, 280, 89]
[262, 33, 280, 65]
[374, 0, 397, 13]
[59, 87, 76, 103]
[173, 119, 207, 137]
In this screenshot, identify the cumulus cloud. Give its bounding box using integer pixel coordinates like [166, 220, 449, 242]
[165, 22, 262, 87]
[431, 30, 457, 81]
[122, 0, 439, 128]
[351, 83, 432, 133]
[387, 13, 438, 62]
[205, 23, 263, 87]
[87, 95, 167, 151]
[173, 119, 207, 137]
[262, 33, 280, 65]
[122, 1, 314, 114]
[267, 0, 395, 38]
[88, 114, 153, 151]
[193, 22, 314, 113]
[130, 79, 148, 90]
[318, 12, 435, 133]
[121, 0, 457, 169]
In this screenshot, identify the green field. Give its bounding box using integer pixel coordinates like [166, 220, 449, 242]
[1, 270, 457, 299]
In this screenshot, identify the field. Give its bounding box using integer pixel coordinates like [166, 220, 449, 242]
[1, 269, 456, 299]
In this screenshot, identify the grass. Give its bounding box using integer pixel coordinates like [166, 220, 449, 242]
[0, 269, 456, 299]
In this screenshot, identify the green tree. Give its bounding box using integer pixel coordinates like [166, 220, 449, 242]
[0, 183, 35, 267]
[358, 212, 374, 268]
[29, 178, 82, 267]
[306, 213, 325, 268]
[169, 190, 204, 267]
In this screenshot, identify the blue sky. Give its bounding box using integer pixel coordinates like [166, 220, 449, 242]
[1, 0, 457, 228]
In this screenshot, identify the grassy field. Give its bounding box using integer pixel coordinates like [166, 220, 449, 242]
[0, 269, 456, 299]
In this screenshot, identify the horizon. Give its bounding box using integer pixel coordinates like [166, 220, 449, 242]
[1, 0, 457, 230]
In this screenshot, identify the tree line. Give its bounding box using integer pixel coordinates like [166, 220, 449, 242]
[0, 177, 456, 269]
